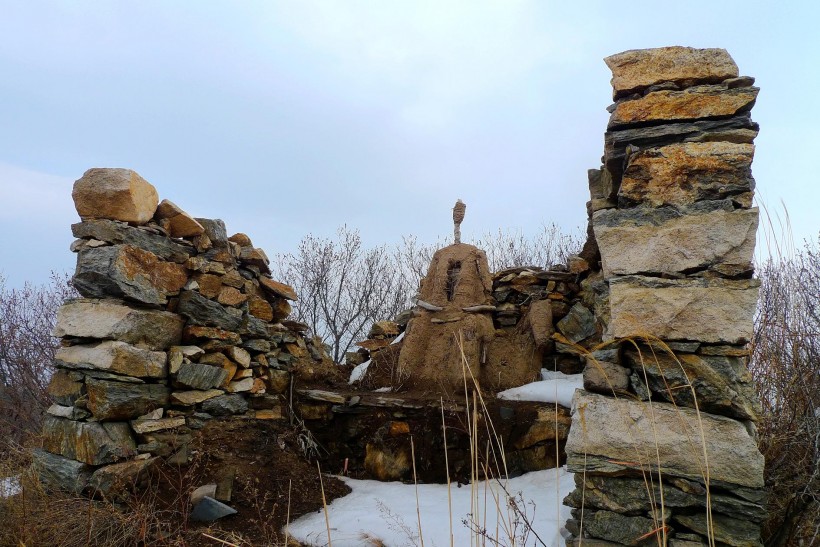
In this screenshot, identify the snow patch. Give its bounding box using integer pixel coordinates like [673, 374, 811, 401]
[348, 359, 371, 384]
[1, 475, 21, 498]
[287, 467, 575, 547]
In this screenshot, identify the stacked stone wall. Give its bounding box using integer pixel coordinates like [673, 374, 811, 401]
[38, 168, 331, 497]
[564, 47, 766, 545]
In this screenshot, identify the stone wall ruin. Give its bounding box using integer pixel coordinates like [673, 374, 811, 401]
[34, 46, 767, 545]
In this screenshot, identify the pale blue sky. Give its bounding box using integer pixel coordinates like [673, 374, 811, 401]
[1, 1, 817, 287]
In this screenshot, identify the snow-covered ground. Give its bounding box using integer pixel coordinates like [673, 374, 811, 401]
[496, 371, 583, 408]
[0, 475, 21, 498]
[288, 467, 575, 547]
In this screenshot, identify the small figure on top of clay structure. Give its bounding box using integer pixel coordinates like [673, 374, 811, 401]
[452, 199, 466, 244]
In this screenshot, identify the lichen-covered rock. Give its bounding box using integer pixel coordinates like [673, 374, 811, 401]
[608, 276, 759, 344]
[87, 457, 157, 500]
[556, 303, 596, 343]
[72, 168, 159, 225]
[47, 369, 86, 406]
[609, 85, 758, 129]
[605, 47, 739, 99]
[201, 394, 248, 416]
[73, 245, 188, 306]
[86, 379, 169, 420]
[41, 416, 136, 465]
[619, 142, 755, 207]
[56, 341, 167, 379]
[175, 362, 228, 390]
[54, 298, 184, 350]
[582, 510, 658, 545]
[625, 348, 761, 421]
[594, 204, 758, 277]
[177, 290, 243, 332]
[565, 391, 764, 489]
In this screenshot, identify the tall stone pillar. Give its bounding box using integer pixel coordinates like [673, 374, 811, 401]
[564, 47, 766, 546]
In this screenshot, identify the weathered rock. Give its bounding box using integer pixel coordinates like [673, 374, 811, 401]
[259, 276, 298, 301]
[86, 379, 169, 420]
[72, 219, 192, 263]
[194, 218, 228, 248]
[54, 298, 184, 350]
[675, 513, 762, 547]
[47, 369, 85, 406]
[201, 394, 248, 416]
[605, 47, 739, 99]
[72, 168, 159, 225]
[594, 205, 758, 277]
[47, 404, 90, 420]
[625, 348, 761, 421]
[527, 299, 554, 349]
[177, 290, 242, 332]
[369, 321, 400, 338]
[217, 286, 247, 307]
[583, 360, 630, 395]
[226, 346, 251, 368]
[56, 341, 166, 379]
[268, 370, 290, 393]
[175, 362, 228, 390]
[609, 85, 758, 129]
[225, 377, 254, 393]
[619, 142, 755, 207]
[608, 276, 759, 343]
[42, 416, 136, 465]
[582, 510, 659, 545]
[154, 199, 204, 238]
[248, 297, 274, 321]
[88, 458, 157, 500]
[194, 273, 223, 299]
[170, 389, 224, 406]
[556, 303, 596, 343]
[604, 115, 758, 182]
[190, 496, 238, 522]
[270, 298, 292, 322]
[513, 407, 571, 449]
[32, 448, 93, 493]
[130, 417, 186, 434]
[565, 391, 764, 488]
[183, 325, 241, 346]
[74, 245, 188, 306]
[364, 442, 410, 481]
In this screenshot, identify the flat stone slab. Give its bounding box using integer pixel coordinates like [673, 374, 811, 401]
[609, 85, 758, 129]
[594, 204, 758, 277]
[619, 142, 755, 207]
[565, 391, 764, 489]
[56, 341, 167, 379]
[607, 275, 759, 344]
[605, 47, 738, 99]
[54, 298, 184, 350]
[86, 379, 170, 421]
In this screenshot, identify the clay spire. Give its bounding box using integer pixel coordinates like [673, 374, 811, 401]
[452, 199, 466, 244]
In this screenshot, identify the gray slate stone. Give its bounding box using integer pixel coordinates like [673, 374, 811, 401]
[86, 379, 169, 421]
[556, 303, 596, 343]
[675, 513, 762, 547]
[583, 510, 658, 545]
[72, 219, 191, 263]
[189, 496, 237, 522]
[32, 448, 92, 493]
[177, 290, 243, 332]
[194, 218, 228, 248]
[175, 362, 228, 390]
[201, 394, 248, 416]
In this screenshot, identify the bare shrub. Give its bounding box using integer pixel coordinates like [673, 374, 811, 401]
[751, 235, 820, 546]
[0, 272, 76, 448]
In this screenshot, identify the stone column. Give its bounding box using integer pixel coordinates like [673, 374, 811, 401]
[564, 47, 766, 546]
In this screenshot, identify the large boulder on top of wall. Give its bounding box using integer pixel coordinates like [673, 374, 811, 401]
[72, 168, 159, 225]
[54, 298, 184, 350]
[565, 391, 764, 489]
[593, 204, 758, 277]
[607, 275, 759, 344]
[73, 245, 188, 306]
[604, 47, 739, 99]
[41, 416, 136, 465]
